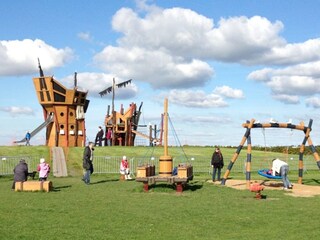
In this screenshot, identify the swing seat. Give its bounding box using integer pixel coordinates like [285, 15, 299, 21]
[258, 169, 282, 180]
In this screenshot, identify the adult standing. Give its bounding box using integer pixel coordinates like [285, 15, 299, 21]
[12, 159, 28, 189]
[211, 147, 224, 182]
[272, 158, 293, 190]
[82, 142, 94, 185]
[95, 126, 104, 146]
[106, 128, 113, 146]
[25, 131, 31, 146]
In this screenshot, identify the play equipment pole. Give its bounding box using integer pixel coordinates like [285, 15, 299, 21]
[246, 129, 252, 188]
[221, 119, 255, 186]
[164, 98, 168, 156]
[159, 98, 173, 176]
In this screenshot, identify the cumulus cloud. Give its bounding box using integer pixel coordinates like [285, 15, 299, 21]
[248, 61, 320, 104]
[272, 94, 300, 104]
[159, 89, 228, 108]
[93, 4, 320, 92]
[306, 97, 320, 108]
[77, 32, 93, 42]
[94, 46, 213, 89]
[0, 39, 73, 76]
[61, 72, 138, 98]
[184, 115, 232, 124]
[213, 85, 244, 99]
[0, 106, 34, 116]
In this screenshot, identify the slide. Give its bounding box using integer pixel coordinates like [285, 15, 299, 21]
[14, 113, 54, 143]
[52, 147, 68, 177]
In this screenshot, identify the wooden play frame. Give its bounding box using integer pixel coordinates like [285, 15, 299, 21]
[135, 99, 193, 192]
[221, 119, 320, 188]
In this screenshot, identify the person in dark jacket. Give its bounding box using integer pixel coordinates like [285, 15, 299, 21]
[95, 126, 104, 146]
[211, 147, 224, 182]
[82, 142, 94, 185]
[12, 159, 28, 189]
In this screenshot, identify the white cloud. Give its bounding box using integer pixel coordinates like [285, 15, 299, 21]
[0, 106, 34, 116]
[248, 61, 320, 104]
[110, 7, 320, 65]
[0, 39, 73, 76]
[185, 115, 232, 124]
[306, 97, 320, 108]
[94, 46, 213, 89]
[159, 89, 228, 108]
[61, 72, 138, 98]
[213, 85, 244, 99]
[93, 4, 320, 92]
[77, 32, 93, 42]
[272, 94, 300, 104]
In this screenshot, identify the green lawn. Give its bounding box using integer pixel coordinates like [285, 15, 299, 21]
[1, 174, 320, 239]
[1, 146, 320, 239]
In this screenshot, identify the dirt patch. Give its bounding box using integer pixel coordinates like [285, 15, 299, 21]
[210, 179, 320, 198]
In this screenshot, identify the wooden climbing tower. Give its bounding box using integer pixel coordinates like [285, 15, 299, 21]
[33, 65, 89, 147]
[104, 102, 143, 146]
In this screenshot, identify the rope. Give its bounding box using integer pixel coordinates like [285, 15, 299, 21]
[168, 114, 189, 162]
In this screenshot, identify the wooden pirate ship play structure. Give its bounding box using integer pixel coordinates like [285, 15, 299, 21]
[15, 60, 89, 147]
[103, 102, 143, 146]
[135, 99, 193, 192]
[100, 78, 160, 146]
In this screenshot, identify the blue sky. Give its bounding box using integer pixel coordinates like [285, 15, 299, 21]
[1, 0, 320, 147]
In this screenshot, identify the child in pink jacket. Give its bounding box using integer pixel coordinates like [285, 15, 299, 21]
[37, 158, 50, 181]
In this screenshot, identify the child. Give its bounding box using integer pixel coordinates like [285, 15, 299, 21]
[37, 158, 50, 181]
[120, 156, 132, 180]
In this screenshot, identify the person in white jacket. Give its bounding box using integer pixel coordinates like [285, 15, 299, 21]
[120, 156, 132, 180]
[272, 158, 293, 190]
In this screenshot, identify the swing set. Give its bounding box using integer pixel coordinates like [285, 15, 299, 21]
[221, 119, 320, 188]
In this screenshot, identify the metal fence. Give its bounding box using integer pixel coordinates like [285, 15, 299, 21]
[70, 155, 320, 175]
[0, 156, 39, 176]
[1, 154, 319, 176]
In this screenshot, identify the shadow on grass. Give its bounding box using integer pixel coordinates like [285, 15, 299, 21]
[184, 181, 204, 192]
[52, 185, 72, 192]
[301, 178, 320, 185]
[90, 179, 119, 185]
[146, 183, 175, 192]
[137, 181, 203, 193]
[243, 194, 268, 200]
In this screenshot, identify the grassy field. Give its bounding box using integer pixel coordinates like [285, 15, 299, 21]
[1, 146, 320, 239]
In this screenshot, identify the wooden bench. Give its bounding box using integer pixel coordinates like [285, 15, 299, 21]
[15, 181, 53, 192]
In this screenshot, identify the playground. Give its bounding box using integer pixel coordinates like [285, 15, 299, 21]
[1, 68, 320, 239]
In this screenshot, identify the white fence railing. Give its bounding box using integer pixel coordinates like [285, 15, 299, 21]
[1, 155, 319, 176]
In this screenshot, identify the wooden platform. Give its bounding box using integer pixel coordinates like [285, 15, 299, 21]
[136, 175, 193, 192]
[15, 181, 53, 192]
[52, 147, 68, 177]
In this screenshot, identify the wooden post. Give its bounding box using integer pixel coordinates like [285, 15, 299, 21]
[159, 99, 173, 177]
[221, 119, 255, 186]
[246, 131, 252, 188]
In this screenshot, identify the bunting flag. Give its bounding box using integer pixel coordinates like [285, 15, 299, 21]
[117, 79, 132, 88]
[99, 86, 113, 96]
[99, 79, 132, 97]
